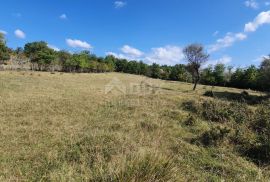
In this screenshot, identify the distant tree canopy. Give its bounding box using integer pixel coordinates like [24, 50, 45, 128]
[0, 33, 10, 63]
[24, 41, 56, 71]
[0, 39, 269, 92]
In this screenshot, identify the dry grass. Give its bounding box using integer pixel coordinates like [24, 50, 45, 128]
[0, 71, 268, 181]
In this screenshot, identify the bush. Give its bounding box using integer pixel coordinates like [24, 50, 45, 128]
[184, 100, 253, 123]
[199, 126, 231, 146]
[184, 115, 197, 126]
[201, 101, 231, 123]
[182, 100, 199, 113]
[203, 90, 214, 97]
[244, 101, 270, 164]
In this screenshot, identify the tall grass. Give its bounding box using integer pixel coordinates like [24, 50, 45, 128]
[0, 71, 269, 181]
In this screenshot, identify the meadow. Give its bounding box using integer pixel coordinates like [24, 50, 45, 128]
[0, 71, 269, 181]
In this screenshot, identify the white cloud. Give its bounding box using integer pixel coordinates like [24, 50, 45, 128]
[121, 45, 144, 58]
[244, 10, 270, 32]
[145, 46, 184, 65]
[0, 30, 7, 35]
[252, 55, 267, 62]
[48, 44, 60, 51]
[66, 39, 92, 49]
[245, 0, 259, 9]
[114, 1, 126, 8]
[106, 52, 128, 59]
[208, 32, 247, 53]
[206, 55, 232, 66]
[106, 45, 144, 60]
[59, 14, 67, 20]
[107, 45, 184, 65]
[14, 29, 26, 39]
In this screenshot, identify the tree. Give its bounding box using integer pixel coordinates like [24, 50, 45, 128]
[24, 41, 55, 71]
[0, 33, 10, 63]
[230, 68, 245, 88]
[258, 56, 270, 91]
[243, 65, 259, 89]
[213, 63, 226, 86]
[169, 64, 190, 82]
[183, 44, 209, 90]
[149, 63, 161, 79]
[57, 51, 72, 71]
[201, 66, 216, 85]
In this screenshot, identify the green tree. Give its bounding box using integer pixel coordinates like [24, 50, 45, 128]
[258, 56, 270, 91]
[230, 68, 245, 88]
[169, 64, 189, 82]
[184, 44, 209, 90]
[0, 33, 10, 63]
[24, 41, 56, 71]
[243, 65, 259, 89]
[213, 64, 226, 86]
[104, 55, 116, 72]
[201, 66, 216, 85]
[150, 63, 161, 79]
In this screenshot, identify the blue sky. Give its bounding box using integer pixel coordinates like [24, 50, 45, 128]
[1, 0, 270, 67]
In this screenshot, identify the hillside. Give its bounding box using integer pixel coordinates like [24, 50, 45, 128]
[0, 71, 269, 181]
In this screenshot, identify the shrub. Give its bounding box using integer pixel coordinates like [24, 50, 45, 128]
[184, 115, 197, 126]
[183, 99, 253, 123]
[199, 126, 231, 146]
[244, 101, 270, 164]
[182, 100, 199, 113]
[201, 101, 231, 123]
[203, 90, 214, 97]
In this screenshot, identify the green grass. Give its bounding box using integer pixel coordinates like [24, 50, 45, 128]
[0, 71, 269, 181]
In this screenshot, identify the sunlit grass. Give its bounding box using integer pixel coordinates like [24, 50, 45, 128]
[0, 71, 268, 181]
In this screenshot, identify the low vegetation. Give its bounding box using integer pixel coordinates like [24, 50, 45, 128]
[0, 71, 270, 181]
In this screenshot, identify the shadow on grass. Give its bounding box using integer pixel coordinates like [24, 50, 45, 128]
[204, 91, 269, 105]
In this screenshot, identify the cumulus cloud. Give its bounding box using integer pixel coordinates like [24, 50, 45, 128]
[106, 52, 128, 59]
[114, 1, 126, 8]
[245, 0, 259, 9]
[66, 39, 92, 49]
[14, 29, 26, 39]
[206, 55, 232, 66]
[145, 46, 184, 65]
[121, 45, 144, 58]
[252, 55, 268, 62]
[209, 10, 270, 53]
[0, 30, 7, 35]
[208, 32, 247, 53]
[244, 10, 270, 32]
[107, 45, 185, 66]
[59, 14, 67, 20]
[48, 44, 60, 51]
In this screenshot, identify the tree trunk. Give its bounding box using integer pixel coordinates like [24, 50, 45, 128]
[193, 79, 198, 90]
[193, 70, 200, 91]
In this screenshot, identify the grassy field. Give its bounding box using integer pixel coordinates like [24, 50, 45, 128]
[0, 71, 269, 181]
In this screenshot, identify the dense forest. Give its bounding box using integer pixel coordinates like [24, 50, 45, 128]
[0, 33, 269, 91]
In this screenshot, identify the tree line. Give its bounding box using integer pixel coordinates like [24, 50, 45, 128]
[0, 33, 269, 91]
